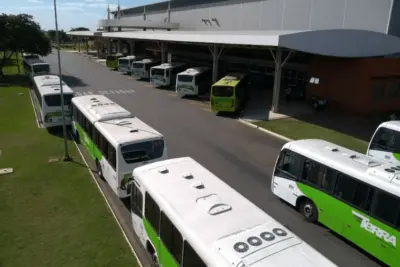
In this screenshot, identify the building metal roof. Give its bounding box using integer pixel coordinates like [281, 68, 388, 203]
[67, 29, 400, 58]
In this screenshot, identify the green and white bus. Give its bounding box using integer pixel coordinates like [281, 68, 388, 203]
[131, 59, 160, 80]
[106, 53, 125, 70]
[71, 95, 168, 198]
[150, 62, 187, 87]
[175, 67, 212, 98]
[129, 157, 337, 267]
[210, 73, 249, 114]
[32, 75, 74, 128]
[272, 139, 400, 267]
[367, 120, 400, 163]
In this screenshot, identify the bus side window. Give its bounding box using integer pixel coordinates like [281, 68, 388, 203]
[99, 133, 109, 159]
[372, 190, 400, 226]
[108, 143, 116, 170]
[396, 208, 400, 230]
[302, 160, 335, 192]
[131, 183, 143, 217]
[160, 212, 183, 265]
[334, 173, 374, 212]
[182, 240, 207, 267]
[144, 192, 160, 233]
[275, 151, 301, 179]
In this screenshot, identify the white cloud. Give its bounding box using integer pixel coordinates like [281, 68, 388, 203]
[27, 0, 44, 3]
[84, 0, 106, 2]
[86, 3, 118, 9]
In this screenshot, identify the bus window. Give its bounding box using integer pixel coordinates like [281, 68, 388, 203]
[372, 191, 400, 225]
[120, 140, 164, 164]
[370, 127, 400, 153]
[130, 183, 143, 217]
[212, 86, 233, 97]
[44, 94, 73, 107]
[178, 75, 193, 83]
[183, 241, 207, 267]
[145, 192, 160, 233]
[275, 151, 301, 179]
[108, 143, 117, 170]
[301, 160, 335, 192]
[160, 211, 183, 264]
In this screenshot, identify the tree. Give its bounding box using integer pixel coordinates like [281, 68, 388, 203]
[47, 29, 70, 43]
[0, 13, 51, 75]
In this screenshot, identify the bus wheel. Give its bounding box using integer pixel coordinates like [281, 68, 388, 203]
[300, 199, 318, 223]
[96, 160, 104, 179]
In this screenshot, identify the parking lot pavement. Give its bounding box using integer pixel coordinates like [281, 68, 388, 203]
[43, 51, 382, 267]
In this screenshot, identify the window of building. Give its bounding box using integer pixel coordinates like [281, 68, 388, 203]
[160, 212, 183, 264]
[183, 241, 207, 267]
[145, 192, 160, 233]
[371, 78, 386, 101]
[372, 191, 400, 226]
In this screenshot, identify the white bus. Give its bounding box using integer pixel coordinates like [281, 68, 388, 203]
[150, 62, 187, 87]
[23, 58, 50, 80]
[367, 120, 400, 163]
[22, 53, 39, 62]
[131, 59, 160, 80]
[129, 157, 338, 267]
[272, 139, 400, 267]
[71, 95, 168, 198]
[118, 55, 143, 74]
[176, 67, 212, 98]
[32, 75, 74, 128]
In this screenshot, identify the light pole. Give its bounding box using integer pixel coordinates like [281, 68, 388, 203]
[53, 0, 71, 161]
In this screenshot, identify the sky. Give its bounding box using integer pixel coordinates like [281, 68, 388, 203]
[0, 0, 161, 31]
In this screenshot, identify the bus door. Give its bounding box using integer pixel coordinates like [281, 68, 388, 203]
[368, 127, 400, 163]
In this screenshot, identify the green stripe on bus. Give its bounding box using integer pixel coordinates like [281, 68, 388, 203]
[143, 218, 179, 267]
[297, 183, 398, 267]
[74, 122, 103, 160]
[393, 153, 400, 161]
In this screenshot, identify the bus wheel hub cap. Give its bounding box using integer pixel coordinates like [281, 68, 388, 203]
[304, 205, 312, 217]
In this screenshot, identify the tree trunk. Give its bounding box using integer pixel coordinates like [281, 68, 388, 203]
[16, 51, 20, 74]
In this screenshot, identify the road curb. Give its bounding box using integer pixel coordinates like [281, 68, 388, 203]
[237, 118, 293, 142]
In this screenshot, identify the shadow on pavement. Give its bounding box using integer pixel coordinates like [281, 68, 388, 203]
[62, 74, 88, 88]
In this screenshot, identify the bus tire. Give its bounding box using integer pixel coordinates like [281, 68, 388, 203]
[146, 242, 159, 267]
[96, 160, 104, 179]
[300, 199, 318, 223]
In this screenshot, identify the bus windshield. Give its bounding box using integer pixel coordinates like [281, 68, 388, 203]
[44, 94, 73, 107]
[121, 140, 164, 164]
[151, 69, 165, 76]
[212, 86, 234, 97]
[177, 75, 193, 83]
[119, 59, 129, 65]
[33, 64, 50, 73]
[132, 63, 143, 69]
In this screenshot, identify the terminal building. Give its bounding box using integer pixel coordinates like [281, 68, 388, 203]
[68, 0, 400, 118]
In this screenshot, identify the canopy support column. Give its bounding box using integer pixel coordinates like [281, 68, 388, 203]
[269, 48, 293, 113]
[158, 41, 168, 63]
[208, 44, 224, 83]
[129, 40, 135, 55]
[85, 37, 89, 54]
[78, 37, 81, 52]
[117, 39, 122, 54]
[107, 39, 112, 55]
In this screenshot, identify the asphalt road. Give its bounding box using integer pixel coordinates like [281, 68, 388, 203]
[44, 51, 382, 267]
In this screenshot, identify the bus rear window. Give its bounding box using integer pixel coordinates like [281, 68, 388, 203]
[121, 139, 164, 164]
[119, 59, 129, 65]
[177, 75, 193, 83]
[33, 65, 50, 73]
[212, 86, 234, 97]
[151, 69, 165, 76]
[132, 63, 143, 69]
[44, 94, 73, 107]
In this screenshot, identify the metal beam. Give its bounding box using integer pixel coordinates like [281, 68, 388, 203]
[269, 48, 293, 113]
[208, 44, 224, 83]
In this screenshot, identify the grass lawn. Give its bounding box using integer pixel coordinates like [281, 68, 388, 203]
[0, 61, 136, 267]
[254, 118, 369, 153]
